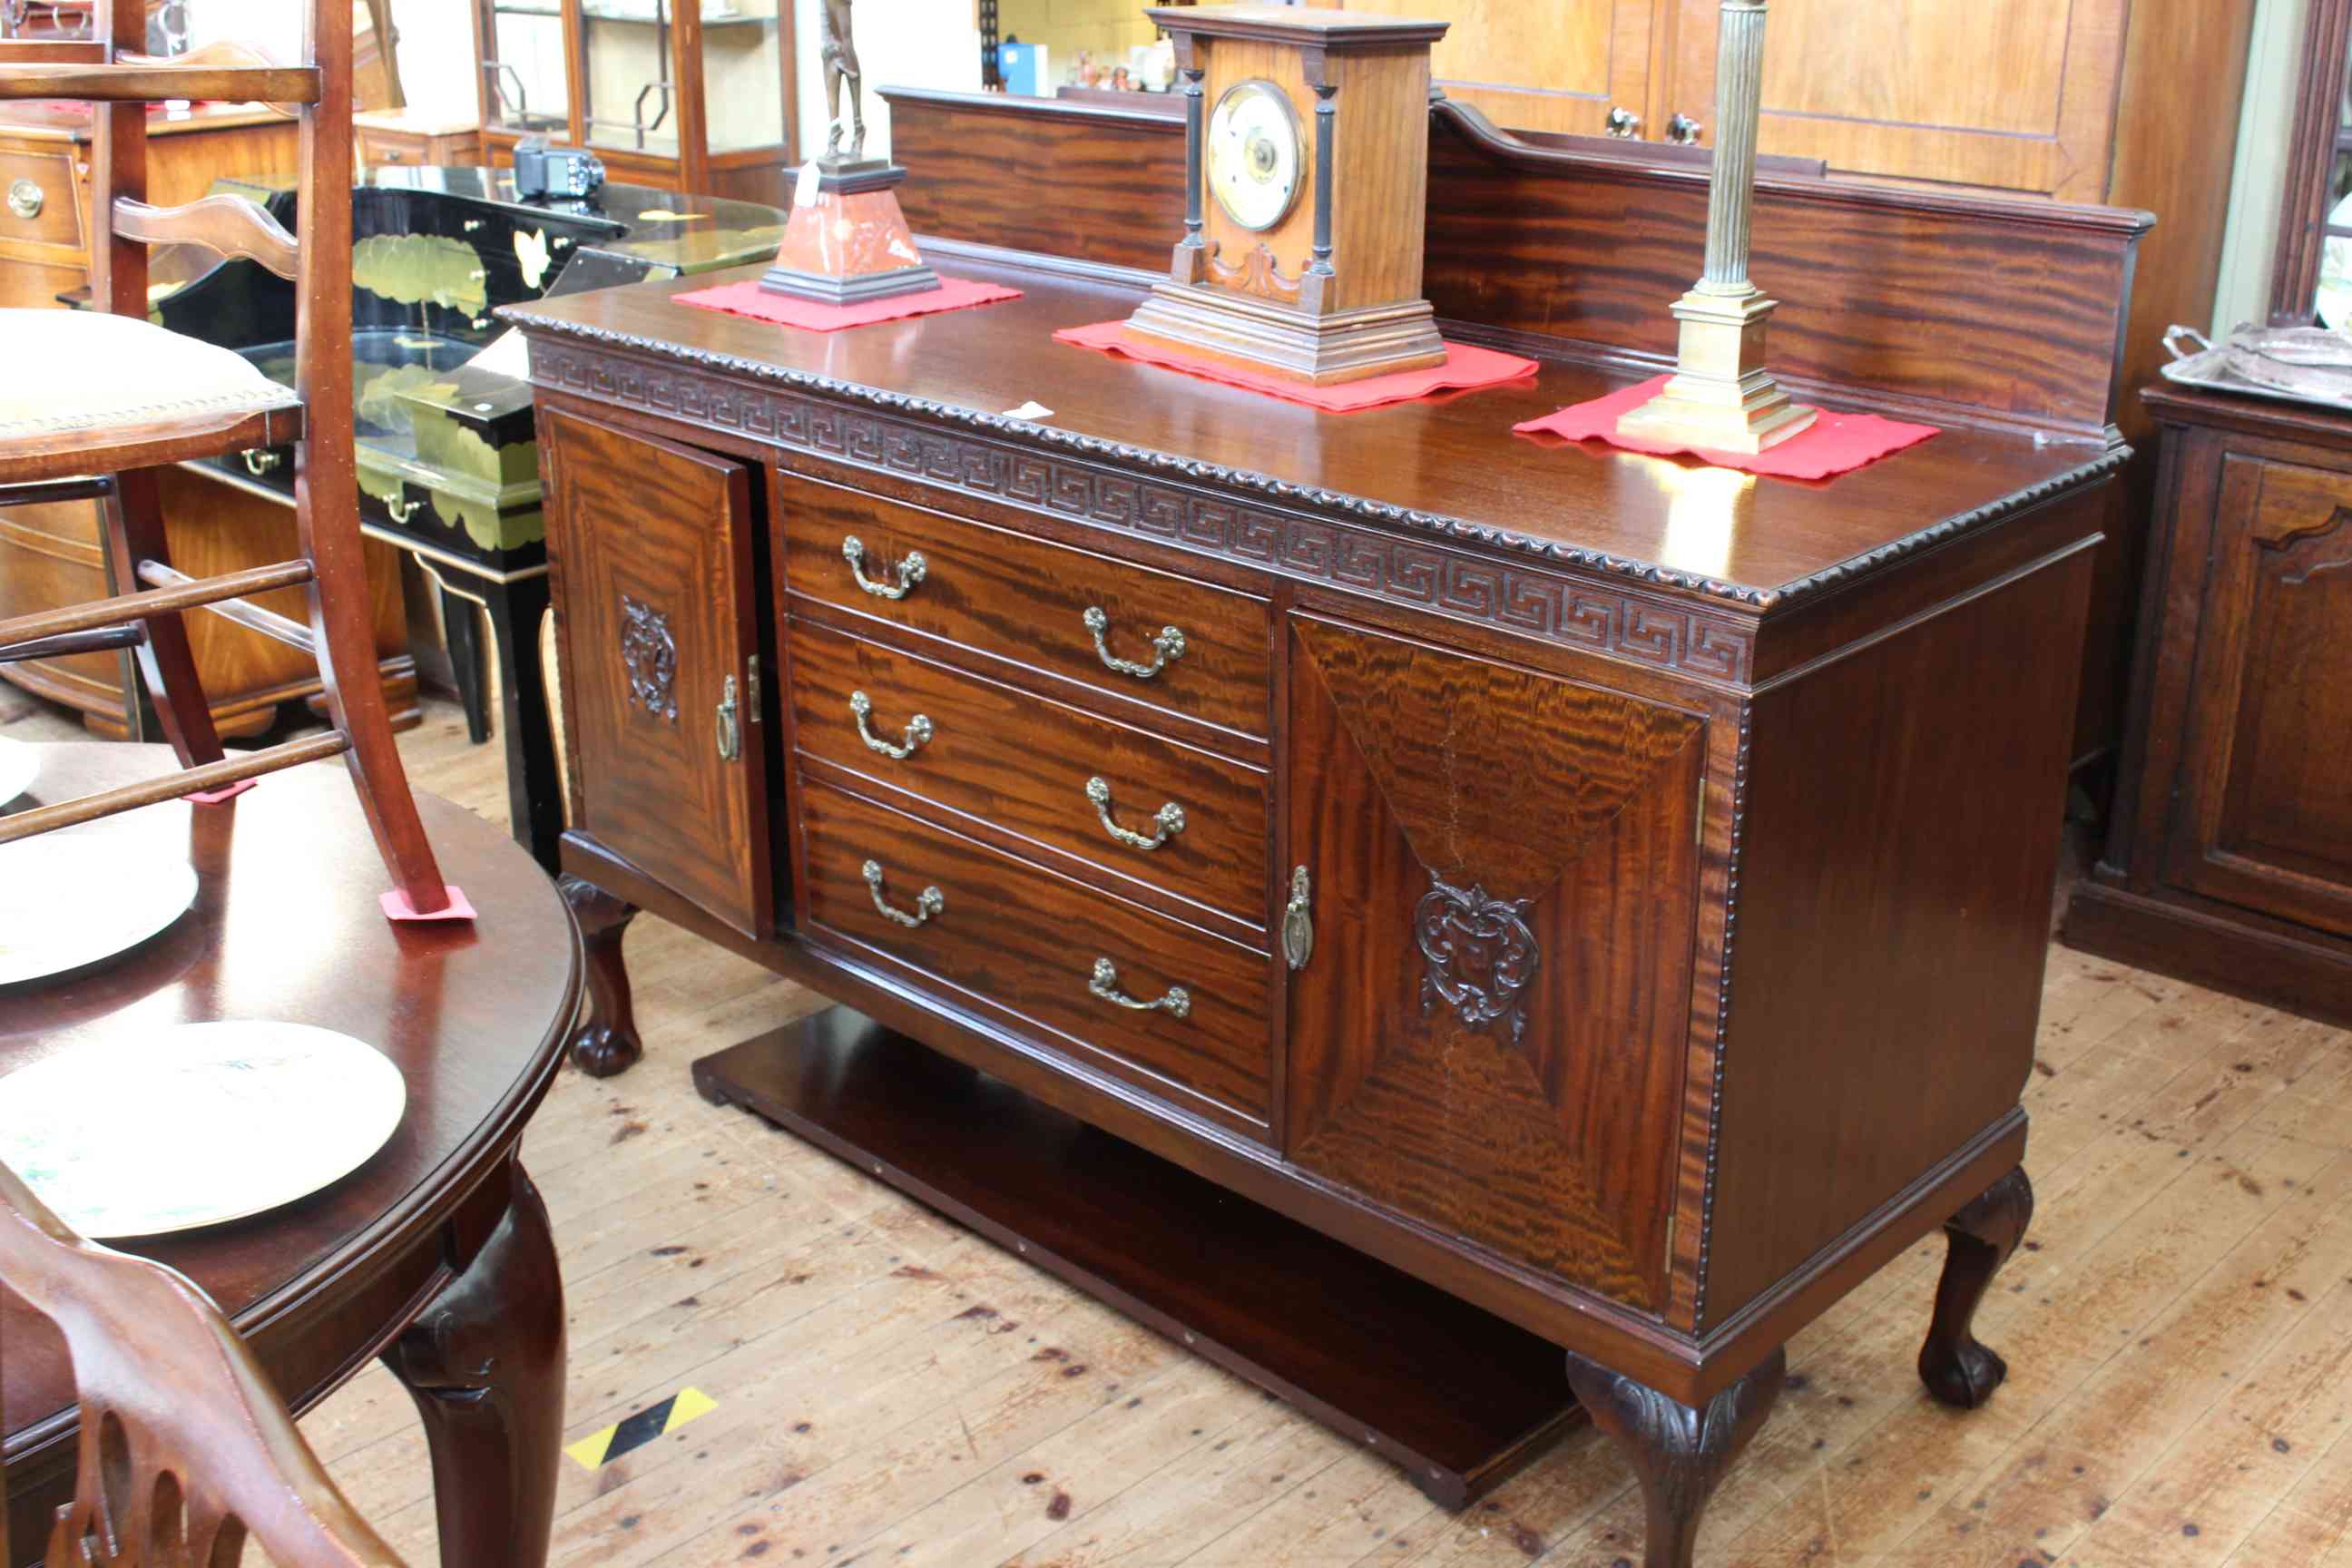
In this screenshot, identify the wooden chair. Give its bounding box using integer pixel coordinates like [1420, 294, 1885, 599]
[0, 1161, 408, 1567]
[0, 1, 459, 918]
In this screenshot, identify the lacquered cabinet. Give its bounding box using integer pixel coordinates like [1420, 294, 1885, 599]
[541, 405, 771, 937]
[2067, 383, 2352, 1024]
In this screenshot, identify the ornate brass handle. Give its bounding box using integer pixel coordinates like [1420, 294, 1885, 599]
[1083, 607, 1186, 680]
[715, 674, 741, 762]
[241, 449, 281, 476]
[1605, 105, 1642, 138]
[864, 859, 944, 927]
[1665, 113, 1703, 145]
[850, 691, 933, 760]
[1283, 865, 1314, 971]
[1084, 776, 1184, 850]
[6, 177, 42, 220]
[842, 534, 926, 600]
[1088, 957, 1190, 1018]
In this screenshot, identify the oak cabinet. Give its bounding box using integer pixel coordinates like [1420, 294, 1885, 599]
[542, 405, 771, 938]
[2066, 384, 2352, 1024]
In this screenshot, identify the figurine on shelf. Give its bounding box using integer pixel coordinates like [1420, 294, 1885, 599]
[820, 0, 865, 162]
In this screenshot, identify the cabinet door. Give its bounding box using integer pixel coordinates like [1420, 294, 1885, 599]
[1283, 614, 1705, 1314]
[543, 405, 771, 937]
[1661, 0, 2127, 199]
[1347, 0, 1651, 137]
[2163, 456, 2352, 938]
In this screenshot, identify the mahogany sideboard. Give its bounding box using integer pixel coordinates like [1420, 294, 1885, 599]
[2063, 381, 2352, 1027]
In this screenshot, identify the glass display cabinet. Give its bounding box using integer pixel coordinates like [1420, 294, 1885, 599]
[472, 0, 796, 204]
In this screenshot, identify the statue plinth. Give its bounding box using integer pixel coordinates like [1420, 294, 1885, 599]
[757, 161, 943, 306]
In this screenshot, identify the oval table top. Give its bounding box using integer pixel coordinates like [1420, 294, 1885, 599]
[0, 744, 581, 1455]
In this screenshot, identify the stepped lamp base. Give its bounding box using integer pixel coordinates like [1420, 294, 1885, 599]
[756, 160, 944, 306]
[1617, 282, 1818, 455]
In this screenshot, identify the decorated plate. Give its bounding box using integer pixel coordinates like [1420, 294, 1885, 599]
[0, 1022, 407, 1239]
[0, 838, 199, 986]
[0, 737, 33, 807]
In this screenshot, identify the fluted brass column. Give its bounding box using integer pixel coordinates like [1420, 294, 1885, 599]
[1617, 0, 1816, 454]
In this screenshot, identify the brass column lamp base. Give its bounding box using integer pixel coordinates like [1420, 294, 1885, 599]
[1616, 284, 1818, 454]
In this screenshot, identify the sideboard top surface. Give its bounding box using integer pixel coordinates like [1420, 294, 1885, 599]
[505, 254, 2122, 611]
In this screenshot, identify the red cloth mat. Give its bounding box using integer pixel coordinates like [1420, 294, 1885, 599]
[1055, 320, 1537, 412]
[674, 275, 1022, 332]
[1514, 374, 1938, 480]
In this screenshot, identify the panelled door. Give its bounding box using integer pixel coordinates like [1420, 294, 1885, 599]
[1348, 0, 1652, 137]
[2163, 456, 2352, 939]
[1282, 613, 1705, 1315]
[1660, 0, 2129, 199]
[543, 404, 772, 937]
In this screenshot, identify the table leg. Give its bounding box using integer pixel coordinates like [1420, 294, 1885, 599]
[382, 1161, 566, 1568]
[482, 574, 564, 874]
[442, 585, 491, 746]
[1918, 1164, 2034, 1409]
[1563, 1345, 1786, 1568]
[561, 874, 643, 1076]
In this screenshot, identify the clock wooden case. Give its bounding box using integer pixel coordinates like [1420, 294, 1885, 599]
[1125, 5, 1450, 386]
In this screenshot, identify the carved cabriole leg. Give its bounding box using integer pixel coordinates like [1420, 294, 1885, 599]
[383, 1162, 565, 1568]
[1918, 1164, 2035, 1408]
[560, 873, 642, 1077]
[1563, 1347, 1787, 1568]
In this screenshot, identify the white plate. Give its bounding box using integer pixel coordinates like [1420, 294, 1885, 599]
[0, 737, 34, 808]
[0, 838, 199, 985]
[0, 1022, 407, 1239]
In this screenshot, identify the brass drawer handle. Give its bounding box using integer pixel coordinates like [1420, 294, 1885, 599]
[1283, 865, 1314, 971]
[842, 534, 926, 600]
[1083, 606, 1186, 680]
[1089, 957, 1191, 1019]
[384, 492, 424, 524]
[242, 448, 281, 476]
[7, 177, 43, 220]
[1084, 776, 1184, 851]
[863, 859, 944, 927]
[850, 691, 933, 760]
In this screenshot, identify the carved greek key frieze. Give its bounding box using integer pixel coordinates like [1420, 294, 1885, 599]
[524, 332, 1762, 685]
[618, 593, 678, 720]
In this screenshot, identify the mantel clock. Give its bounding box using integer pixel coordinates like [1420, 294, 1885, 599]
[1125, 5, 1450, 386]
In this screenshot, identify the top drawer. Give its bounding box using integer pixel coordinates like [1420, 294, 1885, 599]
[779, 479, 1271, 740]
[0, 151, 81, 250]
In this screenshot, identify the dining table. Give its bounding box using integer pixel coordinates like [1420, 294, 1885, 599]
[0, 743, 582, 1567]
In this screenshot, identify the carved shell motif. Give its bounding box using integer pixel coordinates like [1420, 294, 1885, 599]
[1415, 871, 1540, 1045]
[619, 593, 679, 721]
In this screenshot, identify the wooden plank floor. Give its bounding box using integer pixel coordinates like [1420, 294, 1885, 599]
[9, 686, 2352, 1567]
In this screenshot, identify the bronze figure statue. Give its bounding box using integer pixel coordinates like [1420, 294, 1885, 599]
[821, 0, 865, 162]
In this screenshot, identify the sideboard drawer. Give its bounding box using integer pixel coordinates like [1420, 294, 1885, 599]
[800, 779, 1274, 1134]
[789, 619, 1271, 931]
[0, 150, 80, 249]
[778, 480, 1271, 740]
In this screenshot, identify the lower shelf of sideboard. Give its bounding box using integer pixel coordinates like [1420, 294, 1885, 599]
[691, 1004, 1586, 1509]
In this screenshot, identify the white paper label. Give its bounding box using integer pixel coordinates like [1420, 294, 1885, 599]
[1002, 401, 1054, 421]
[792, 161, 820, 208]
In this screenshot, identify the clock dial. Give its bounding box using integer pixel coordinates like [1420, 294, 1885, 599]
[1205, 79, 1305, 233]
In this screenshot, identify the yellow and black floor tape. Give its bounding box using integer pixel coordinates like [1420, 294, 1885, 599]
[565, 1387, 718, 1470]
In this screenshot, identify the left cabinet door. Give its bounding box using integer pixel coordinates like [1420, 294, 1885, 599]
[544, 404, 771, 937]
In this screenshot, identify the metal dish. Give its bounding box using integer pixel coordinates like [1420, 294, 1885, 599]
[2163, 324, 2352, 412]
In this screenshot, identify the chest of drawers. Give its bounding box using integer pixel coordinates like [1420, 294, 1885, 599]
[510, 244, 2122, 1562]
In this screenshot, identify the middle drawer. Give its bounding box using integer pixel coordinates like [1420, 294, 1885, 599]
[789, 618, 1271, 931]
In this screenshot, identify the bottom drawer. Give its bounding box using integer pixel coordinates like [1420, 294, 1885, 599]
[799, 779, 1273, 1134]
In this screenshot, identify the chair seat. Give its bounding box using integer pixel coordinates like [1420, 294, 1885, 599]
[0, 309, 304, 481]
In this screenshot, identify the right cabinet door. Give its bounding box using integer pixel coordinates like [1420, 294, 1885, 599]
[1282, 613, 1705, 1315]
[1660, 0, 2127, 199]
[542, 404, 771, 937]
[2163, 454, 2352, 939]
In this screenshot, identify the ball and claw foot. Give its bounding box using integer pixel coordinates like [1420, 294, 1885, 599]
[1564, 1345, 1787, 1568]
[1917, 1164, 2034, 1410]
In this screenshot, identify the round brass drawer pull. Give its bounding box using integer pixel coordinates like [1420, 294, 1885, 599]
[1084, 776, 1184, 850]
[850, 691, 932, 760]
[863, 859, 943, 927]
[1083, 606, 1185, 680]
[6, 178, 43, 221]
[842, 534, 926, 600]
[1088, 957, 1190, 1019]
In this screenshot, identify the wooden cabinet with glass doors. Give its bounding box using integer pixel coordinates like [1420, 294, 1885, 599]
[471, 0, 797, 205]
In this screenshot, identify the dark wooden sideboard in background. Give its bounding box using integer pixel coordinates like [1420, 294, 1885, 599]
[503, 107, 2143, 1565]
